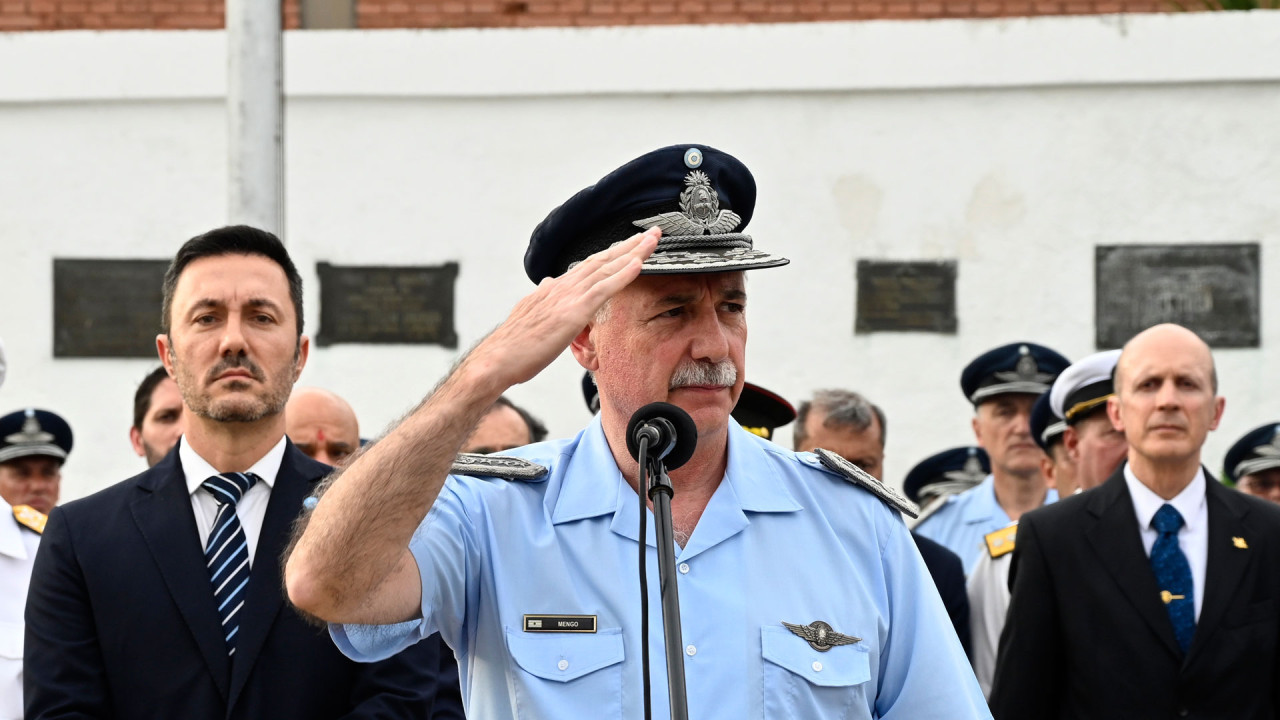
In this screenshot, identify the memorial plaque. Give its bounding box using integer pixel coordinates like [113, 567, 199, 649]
[317, 262, 458, 347]
[54, 259, 169, 358]
[1095, 244, 1259, 349]
[856, 260, 957, 334]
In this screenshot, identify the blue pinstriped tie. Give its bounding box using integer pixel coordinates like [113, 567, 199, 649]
[202, 472, 260, 657]
[1151, 503, 1195, 654]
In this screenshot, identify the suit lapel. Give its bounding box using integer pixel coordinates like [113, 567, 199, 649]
[1084, 468, 1183, 659]
[1185, 473, 1251, 667]
[226, 443, 328, 710]
[129, 450, 232, 700]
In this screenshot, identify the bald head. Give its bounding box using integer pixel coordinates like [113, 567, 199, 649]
[1108, 324, 1224, 477]
[286, 387, 360, 467]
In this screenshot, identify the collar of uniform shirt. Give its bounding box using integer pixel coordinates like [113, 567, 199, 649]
[179, 434, 285, 497]
[0, 497, 29, 560]
[1124, 462, 1206, 535]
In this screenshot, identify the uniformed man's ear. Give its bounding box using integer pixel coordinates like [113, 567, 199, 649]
[1106, 395, 1123, 433]
[1063, 426, 1082, 463]
[569, 325, 598, 372]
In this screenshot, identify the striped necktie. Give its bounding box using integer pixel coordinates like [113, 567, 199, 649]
[202, 472, 260, 657]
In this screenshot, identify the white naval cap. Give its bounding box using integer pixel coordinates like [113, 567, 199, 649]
[1049, 349, 1122, 424]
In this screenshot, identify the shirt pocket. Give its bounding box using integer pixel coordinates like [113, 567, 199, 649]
[506, 626, 625, 719]
[760, 625, 873, 720]
[0, 621, 23, 720]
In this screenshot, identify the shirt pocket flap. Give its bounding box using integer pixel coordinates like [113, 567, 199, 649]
[761, 625, 870, 688]
[506, 627, 624, 683]
[0, 622, 22, 660]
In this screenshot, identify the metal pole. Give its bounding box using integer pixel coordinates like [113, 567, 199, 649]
[227, 0, 284, 236]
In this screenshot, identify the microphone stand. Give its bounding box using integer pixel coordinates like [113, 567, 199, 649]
[639, 443, 689, 720]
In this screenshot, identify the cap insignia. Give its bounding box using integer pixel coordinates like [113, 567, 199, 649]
[1251, 433, 1280, 459]
[944, 452, 987, 484]
[633, 171, 742, 237]
[5, 409, 53, 446]
[994, 345, 1055, 385]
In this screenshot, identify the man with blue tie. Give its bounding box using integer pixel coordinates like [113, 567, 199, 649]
[24, 226, 445, 719]
[990, 323, 1280, 719]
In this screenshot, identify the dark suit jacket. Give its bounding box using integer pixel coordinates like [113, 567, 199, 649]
[990, 465, 1280, 720]
[24, 440, 449, 720]
[913, 532, 971, 657]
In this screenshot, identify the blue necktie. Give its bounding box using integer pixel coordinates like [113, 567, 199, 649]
[1150, 503, 1195, 653]
[202, 472, 260, 657]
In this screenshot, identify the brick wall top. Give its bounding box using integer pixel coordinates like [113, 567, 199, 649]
[1, 0, 1172, 31]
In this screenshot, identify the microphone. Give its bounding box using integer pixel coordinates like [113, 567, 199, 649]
[626, 402, 698, 471]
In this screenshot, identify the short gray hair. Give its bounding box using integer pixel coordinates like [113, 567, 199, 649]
[793, 389, 886, 450]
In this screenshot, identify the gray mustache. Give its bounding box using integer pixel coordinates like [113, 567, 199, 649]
[669, 361, 737, 389]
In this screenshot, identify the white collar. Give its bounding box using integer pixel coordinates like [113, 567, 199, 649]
[1124, 463, 1207, 533]
[0, 497, 27, 560]
[179, 434, 286, 497]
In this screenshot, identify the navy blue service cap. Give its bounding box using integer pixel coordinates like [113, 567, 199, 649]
[525, 144, 789, 283]
[0, 408, 73, 464]
[731, 382, 796, 440]
[1030, 391, 1066, 453]
[961, 342, 1070, 406]
[1223, 423, 1280, 484]
[902, 446, 990, 505]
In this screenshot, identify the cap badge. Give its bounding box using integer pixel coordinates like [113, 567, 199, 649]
[1250, 433, 1280, 459]
[633, 170, 742, 237]
[683, 147, 703, 168]
[782, 620, 860, 652]
[5, 409, 53, 446]
[944, 452, 987, 484]
[994, 345, 1055, 385]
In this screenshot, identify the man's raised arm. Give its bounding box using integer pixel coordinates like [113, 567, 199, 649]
[284, 230, 658, 625]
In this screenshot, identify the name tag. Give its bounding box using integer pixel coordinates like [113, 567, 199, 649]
[523, 614, 598, 633]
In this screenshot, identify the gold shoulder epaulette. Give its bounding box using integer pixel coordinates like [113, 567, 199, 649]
[14, 504, 47, 535]
[984, 524, 1017, 559]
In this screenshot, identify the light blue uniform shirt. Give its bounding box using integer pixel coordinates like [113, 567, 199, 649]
[333, 417, 990, 720]
[914, 474, 1058, 575]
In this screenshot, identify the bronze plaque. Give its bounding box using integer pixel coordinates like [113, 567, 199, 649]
[856, 260, 957, 334]
[1095, 244, 1259, 349]
[54, 259, 168, 358]
[317, 262, 458, 347]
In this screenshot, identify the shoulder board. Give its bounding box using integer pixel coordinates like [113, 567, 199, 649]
[14, 504, 47, 534]
[451, 453, 548, 481]
[905, 493, 951, 530]
[812, 448, 920, 518]
[984, 524, 1018, 559]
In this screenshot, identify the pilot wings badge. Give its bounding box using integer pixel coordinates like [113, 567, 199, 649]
[633, 170, 742, 236]
[782, 620, 861, 652]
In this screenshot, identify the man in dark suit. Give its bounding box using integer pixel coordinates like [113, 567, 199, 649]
[990, 323, 1280, 719]
[25, 226, 444, 719]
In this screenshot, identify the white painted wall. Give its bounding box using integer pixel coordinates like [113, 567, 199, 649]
[1, 13, 1278, 502]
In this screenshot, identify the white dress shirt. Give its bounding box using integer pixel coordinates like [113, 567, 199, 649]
[0, 497, 41, 720]
[1125, 464, 1208, 620]
[180, 434, 286, 568]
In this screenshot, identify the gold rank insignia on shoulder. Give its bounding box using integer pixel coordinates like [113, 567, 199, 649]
[1233, 536, 1249, 549]
[782, 620, 860, 652]
[984, 524, 1018, 559]
[13, 504, 46, 534]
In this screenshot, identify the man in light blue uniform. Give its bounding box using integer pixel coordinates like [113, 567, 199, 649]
[915, 343, 1069, 574]
[286, 145, 990, 719]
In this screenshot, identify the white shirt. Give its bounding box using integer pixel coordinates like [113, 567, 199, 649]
[179, 434, 286, 568]
[967, 546, 1012, 699]
[0, 497, 41, 720]
[1124, 464, 1208, 621]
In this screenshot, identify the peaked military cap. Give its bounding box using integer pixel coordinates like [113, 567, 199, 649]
[961, 342, 1070, 405]
[1030, 391, 1066, 453]
[732, 382, 795, 440]
[0, 408, 73, 464]
[525, 144, 789, 283]
[1223, 423, 1280, 484]
[1049, 349, 1121, 425]
[902, 446, 990, 505]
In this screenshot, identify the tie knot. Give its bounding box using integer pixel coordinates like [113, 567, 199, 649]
[1152, 503, 1184, 534]
[201, 472, 260, 507]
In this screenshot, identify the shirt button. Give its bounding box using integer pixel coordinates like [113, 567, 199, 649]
[812, 661, 823, 672]
[679, 563, 690, 574]
[685, 645, 696, 656]
[557, 659, 569, 671]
